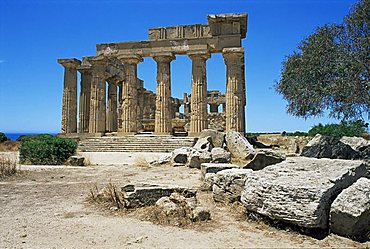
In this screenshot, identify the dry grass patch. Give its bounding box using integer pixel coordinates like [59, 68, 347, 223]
[0, 141, 21, 152]
[0, 156, 17, 178]
[88, 182, 125, 210]
[134, 157, 150, 168]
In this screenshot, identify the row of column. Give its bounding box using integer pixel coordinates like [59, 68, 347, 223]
[58, 47, 246, 136]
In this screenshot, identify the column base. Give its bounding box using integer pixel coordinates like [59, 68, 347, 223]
[187, 132, 201, 137]
[153, 132, 172, 136]
[117, 132, 137, 136]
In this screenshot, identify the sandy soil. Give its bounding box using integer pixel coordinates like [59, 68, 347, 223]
[0, 155, 368, 248]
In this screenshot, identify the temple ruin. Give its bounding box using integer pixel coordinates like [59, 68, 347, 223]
[58, 13, 247, 137]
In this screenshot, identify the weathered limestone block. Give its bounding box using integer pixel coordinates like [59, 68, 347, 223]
[241, 157, 369, 229]
[66, 156, 85, 166]
[244, 149, 285, 170]
[192, 207, 211, 221]
[340, 136, 370, 151]
[122, 183, 196, 208]
[213, 169, 252, 203]
[211, 147, 231, 163]
[193, 136, 214, 152]
[171, 147, 191, 164]
[150, 154, 171, 166]
[225, 131, 256, 162]
[301, 134, 359, 160]
[201, 173, 216, 191]
[330, 177, 370, 242]
[200, 163, 239, 179]
[187, 149, 212, 169]
[199, 129, 225, 148]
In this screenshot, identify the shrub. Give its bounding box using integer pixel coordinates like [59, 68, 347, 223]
[286, 131, 308, 137]
[19, 135, 77, 165]
[0, 132, 9, 143]
[16, 134, 53, 143]
[308, 120, 367, 138]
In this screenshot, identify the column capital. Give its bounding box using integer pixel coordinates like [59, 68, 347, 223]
[57, 58, 81, 69]
[77, 65, 92, 75]
[152, 52, 176, 63]
[118, 54, 143, 64]
[222, 47, 244, 61]
[188, 50, 211, 61]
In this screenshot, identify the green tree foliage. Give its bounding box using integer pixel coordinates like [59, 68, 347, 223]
[308, 120, 367, 138]
[19, 135, 77, 165]
[276, 0, 370, 120]
[0, 132, 9, 143]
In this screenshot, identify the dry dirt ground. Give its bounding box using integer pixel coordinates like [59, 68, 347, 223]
[0, 154, 368, 248]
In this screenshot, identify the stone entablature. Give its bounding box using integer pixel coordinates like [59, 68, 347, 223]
[58, 13, 248, 137]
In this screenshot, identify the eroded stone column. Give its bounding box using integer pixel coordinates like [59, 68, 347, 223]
[153, 53, 175, 134]
[118, 55, 142, 135]
[58, 58, 81, 134]
[88, 59, 107, 134]
[188, 51, 210, 136]
[106, 81, 118, 132]
[223, 48, 245, 134]
[77, 65, 92, 133]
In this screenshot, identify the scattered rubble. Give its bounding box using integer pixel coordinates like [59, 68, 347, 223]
[66, 156, 85, 166]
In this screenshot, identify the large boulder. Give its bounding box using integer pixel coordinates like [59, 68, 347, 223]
[340, 136, 370, 151]
[193, 136, 214, 152]
[225, 131, 256, 162]
[171, 147, 191, 164]
[213, 169, 252, 203]
[187, 149, 212, 169]
[211, 147, 231, 163]
[199, 129, 225, 148]
[244, 149, 285, 170]
[200, 163, 239, 179]
[330, 177, 370, 242]
[301, 134, 359, 160]
[241, 157, 369, 229]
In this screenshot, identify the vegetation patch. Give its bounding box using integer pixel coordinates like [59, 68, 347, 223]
[19, 134, 77, 165]
[308, 121, 368, 138]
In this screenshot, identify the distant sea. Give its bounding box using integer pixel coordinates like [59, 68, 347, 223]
[5, 133, 58, 141]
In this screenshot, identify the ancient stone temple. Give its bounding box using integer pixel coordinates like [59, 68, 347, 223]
[58, 13, 248, 137]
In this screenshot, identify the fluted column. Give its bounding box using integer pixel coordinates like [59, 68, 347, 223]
[77, 66, 92, 133]
[223, 48, 245, 134]
[58, 58, 81, 134]
[88, 59, 107, 134]
[153, 53, 175, 135]
[106, 81, 118, 132]
[188, 51, 210, 136]
[117, 81, 123, 131]
[118, 55, 142, 135]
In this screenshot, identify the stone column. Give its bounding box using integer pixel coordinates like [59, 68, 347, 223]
[88, 59, 107, 135]
[106, 80, 118, 132]
[223, 48, 245, 134]
[183, 93, 190, 116]
[117, 81, 123, 131]
[118, 55, 142, 135]
[188, 51, 210, 136]
[58, 58, 81, 134]
[77, 66, 92, 133]
[153, 53, 175, 135]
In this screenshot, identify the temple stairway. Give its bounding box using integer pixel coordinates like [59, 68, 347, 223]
[78, 135, 196, 153]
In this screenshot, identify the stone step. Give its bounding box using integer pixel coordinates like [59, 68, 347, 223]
[78, 136, 196, 152]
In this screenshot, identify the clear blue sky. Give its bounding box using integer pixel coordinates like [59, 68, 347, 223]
[0, 0, 365, 133]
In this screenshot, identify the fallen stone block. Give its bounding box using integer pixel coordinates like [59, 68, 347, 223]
[66, 156, 85, 166]
[301, 134, 359, 160]
[193, 136, 214, 152]
[225, 131, 256, 162]
[201, 173, 216, 191]
[330, 177, 370, 242]
[200, 163, 239, 179]
[121, 183, 196, 208]
[199, 129, 225, 148]
[211, 147, 231, 163]
[340, 136, 370, 151]
[244, 149, 285, 170]
[187, 150, 212, 169]
[241, 157, 369, 229]
[213, 169, 252, 203]
[171, 147, 191, 164]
